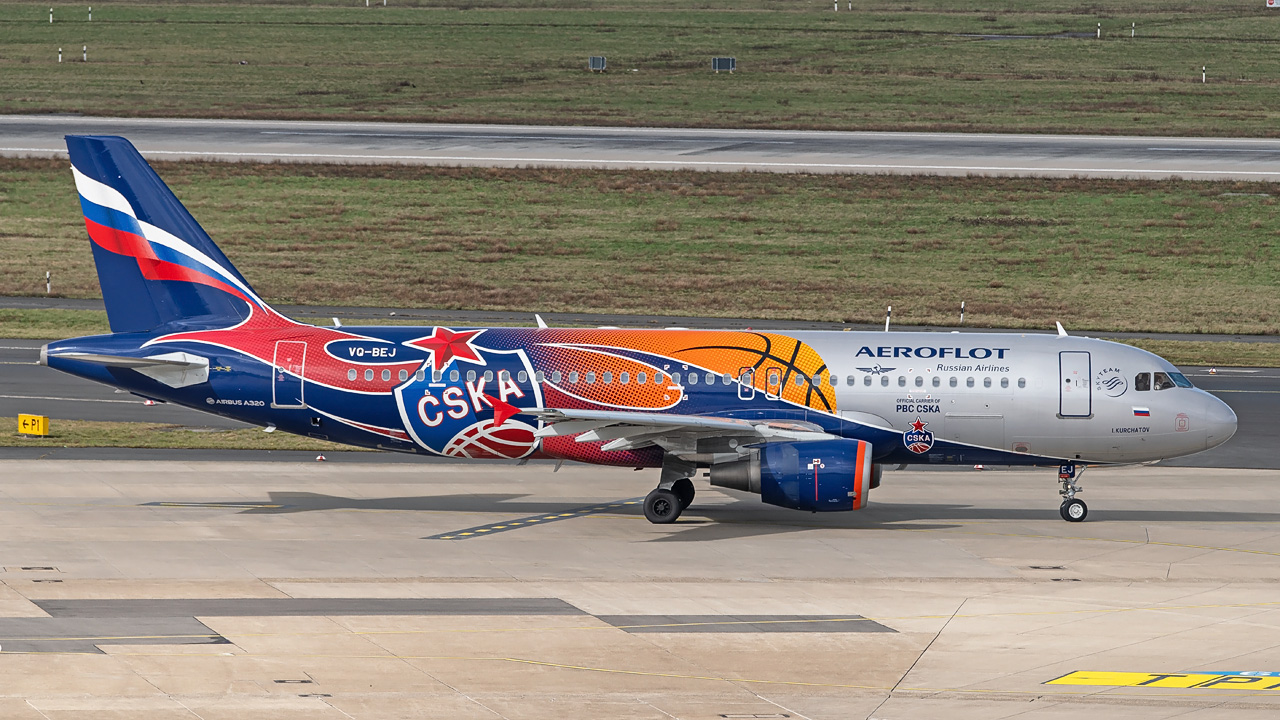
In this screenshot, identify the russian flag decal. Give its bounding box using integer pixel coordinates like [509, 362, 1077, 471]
[1133, 407, 1150, 417]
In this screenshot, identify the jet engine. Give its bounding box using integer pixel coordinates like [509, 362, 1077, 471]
[709, 439, 877, 512]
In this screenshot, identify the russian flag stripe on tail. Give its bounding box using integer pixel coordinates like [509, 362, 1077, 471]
[66, 135, 268, 334]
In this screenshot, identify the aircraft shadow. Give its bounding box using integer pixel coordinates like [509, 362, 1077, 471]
[170, 492, 1280, 543]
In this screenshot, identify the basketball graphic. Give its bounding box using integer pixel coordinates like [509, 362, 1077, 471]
[442, 419, 538, 459]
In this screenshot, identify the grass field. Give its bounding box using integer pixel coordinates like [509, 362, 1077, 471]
[1, 157, 1276, 338]
[2, 416, 364, 450]
[1, 1, 1279, 135]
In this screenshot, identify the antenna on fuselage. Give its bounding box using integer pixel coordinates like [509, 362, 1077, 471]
[332, 317, 342, 328]
[535, 314, 549, 329]
[1056, 321, 1068, 337]
[884, 305, 892, 332]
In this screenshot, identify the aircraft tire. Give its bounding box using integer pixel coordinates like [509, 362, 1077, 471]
[644, 488, 682, 524]
[1060, 499, 1088, 523]
[671, 478, 695, 510]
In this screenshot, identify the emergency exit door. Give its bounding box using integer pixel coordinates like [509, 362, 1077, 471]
[1059, 351, 1091, 418]
[272, 341, 307, 409]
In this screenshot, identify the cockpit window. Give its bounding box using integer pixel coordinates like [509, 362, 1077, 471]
[1153, 371, 1177, 391]
[1134, 372, 1150, 392]
[1169, 372, 1193, 388]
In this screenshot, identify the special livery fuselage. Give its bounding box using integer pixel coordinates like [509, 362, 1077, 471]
[45, 321, 1234, 468]
[38, 134, 1237, 525]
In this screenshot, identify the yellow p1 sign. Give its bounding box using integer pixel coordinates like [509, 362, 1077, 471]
[18, 414, 48, 437]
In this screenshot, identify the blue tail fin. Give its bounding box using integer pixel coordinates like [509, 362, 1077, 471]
[67, 135, 267, 334]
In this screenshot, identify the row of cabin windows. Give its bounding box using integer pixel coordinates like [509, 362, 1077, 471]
[343, 366, 1025, 391]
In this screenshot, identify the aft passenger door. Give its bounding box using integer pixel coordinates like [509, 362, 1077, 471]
[272, 340, 307, 409]
[1058, 351, 1091, 418]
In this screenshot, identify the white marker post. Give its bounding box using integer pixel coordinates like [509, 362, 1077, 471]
[960, 300, 965, 325]
[89, 6, 91, 21]
[58, 47, 62, 63]
[1203, 65, 1206, 83]
[45, 271, 51, 295]
[49, 7, 53, 23]
[83, 45, 86, 62]
[1096, 22, 1101, 39]
[833, 0, 837, 10]
[1131, 22, 1134, 37]
[884, 306, 892, 332]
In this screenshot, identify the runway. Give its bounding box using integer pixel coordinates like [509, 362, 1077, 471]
[3, 459, 1280, 718]
[4, 115, 1280, 180]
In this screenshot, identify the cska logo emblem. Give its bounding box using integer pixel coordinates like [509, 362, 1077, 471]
[903, 417, 935, 454]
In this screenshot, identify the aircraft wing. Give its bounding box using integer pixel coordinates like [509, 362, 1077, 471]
[526, 407, 834, 454]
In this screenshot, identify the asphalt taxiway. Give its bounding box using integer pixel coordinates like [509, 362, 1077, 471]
[2, 460, 1280, 718]
[4, 115, 1280, 180]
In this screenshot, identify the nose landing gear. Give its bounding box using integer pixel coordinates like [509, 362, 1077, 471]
[1058, 464, 1087, 522]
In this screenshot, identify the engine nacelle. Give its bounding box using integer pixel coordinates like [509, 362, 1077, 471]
[709, 439, 876, 512]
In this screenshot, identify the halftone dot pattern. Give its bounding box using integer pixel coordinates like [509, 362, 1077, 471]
[159, 307, 423, 394]
[498, 329, 836, 413]
[523, 344, 680, 410]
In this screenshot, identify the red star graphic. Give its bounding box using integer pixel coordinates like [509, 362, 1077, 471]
[408, 327, 484, 369]
[483, 394, 521, 427]
[910, 418, 928, 432]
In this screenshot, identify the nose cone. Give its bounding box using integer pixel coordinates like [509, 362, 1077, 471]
[1204, 395, 1237, 450]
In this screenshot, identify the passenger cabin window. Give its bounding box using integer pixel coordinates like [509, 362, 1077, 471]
[709, 372, 718, 385]
[620, 372, 630, 385]
[534, 371, 544, 383]
[518, 371, 528, 383]
[382, 369, 391, 381]
[602, 371, 613, 384]
[432, 369, 443, 382]
[932, 376, 941, 387]
[915, 376, 924, 387]
[898, 376, 906, 387]
[637, 371, 647, 384]
[983, 377, 992, 388]
[1000, 377, 1009, 389]
[672, 372, 682, 385]
[950, 377, 958, 388]
[863, 376, 872, 387]
[568, 371, 579, 384]
[880, 376, 889, 387]
[348, 369, 357, 381]
[1153, 371, 1177, 391]
[1018, 377, 1026, 388]
[585, 372, 596, 384]
[966, 377, 975, 388]
[722, 373, 732, 385]
[847, 375, 856, 386]
[467, 370, 476, 382]
[449, 370, 460, 382]
[688, 372, 698, 385]
[795, 374, 805, 387]
[499, 370, 510, 382]
[364, 369, 374, 381]
[550, 371, 561, 383]
[415, 370, 425, 382]
[484, 370, 493, 382]
[399, 369, 408, 382]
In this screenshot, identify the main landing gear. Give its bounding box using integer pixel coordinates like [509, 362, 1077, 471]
[644, 456, 696, 524]
[1058, 464, 1087, 522]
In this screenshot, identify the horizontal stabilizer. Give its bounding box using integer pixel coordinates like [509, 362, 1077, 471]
[49, 351, 210, 388]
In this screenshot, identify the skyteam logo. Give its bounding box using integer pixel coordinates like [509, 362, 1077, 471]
[1094, 367, 1127, 398]
[394, 334, 542, 459]
[903, 417, 934, 454]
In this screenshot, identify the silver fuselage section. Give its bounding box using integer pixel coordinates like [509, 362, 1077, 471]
[798, 331, 1236, 464]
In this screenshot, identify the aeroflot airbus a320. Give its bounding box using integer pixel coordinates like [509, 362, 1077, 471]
[40, 136, 1237, 524]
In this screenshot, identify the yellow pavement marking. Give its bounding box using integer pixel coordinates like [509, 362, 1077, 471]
[1048, 670, 1280, 691]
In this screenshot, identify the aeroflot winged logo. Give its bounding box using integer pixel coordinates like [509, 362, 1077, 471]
[855, 364, 896, 375]
[903, 417, 934, 454]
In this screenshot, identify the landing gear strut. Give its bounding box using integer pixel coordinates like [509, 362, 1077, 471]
[645, 456, 697, 524]
[1057, 464, 1087, 522]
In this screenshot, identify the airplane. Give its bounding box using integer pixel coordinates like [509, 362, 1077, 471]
[39, 136, 1238, 525]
